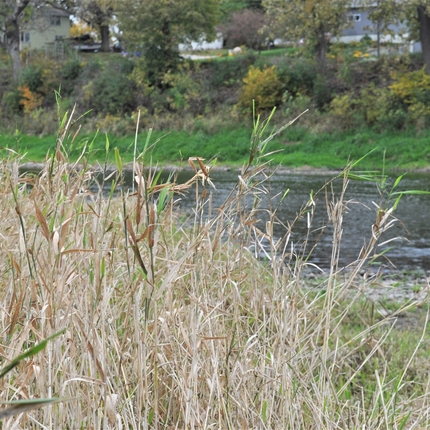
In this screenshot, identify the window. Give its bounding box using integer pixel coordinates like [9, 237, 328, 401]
[348, 13, 361, 23]
[20, 32, 30, 42]
[50, 15, 61, 26]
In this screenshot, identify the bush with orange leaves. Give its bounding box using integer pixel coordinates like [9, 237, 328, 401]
[18, 85, 42, 113]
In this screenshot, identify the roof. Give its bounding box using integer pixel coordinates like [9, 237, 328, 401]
[43, 8, 71, 17]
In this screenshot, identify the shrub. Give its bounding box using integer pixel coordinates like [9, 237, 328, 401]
[238, 65, 283, 113]
[60, 59, 83, 96]
[18, 85, 43, 113]
[329, 93, 356, 129]
[274, 57, 317, 97]
[161, 67, 205, 113]
[389, 68, 430, 126]
[356, 85, 393, 128]
[2, 88, 23, 114]
[204, 51, 257, 89]
[20, 65, 43, 93]
[83, 57, 137, 115]
[313, 73, 333, 109]
[390, 68, 430, 110]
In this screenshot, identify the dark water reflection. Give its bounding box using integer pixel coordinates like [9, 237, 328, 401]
[134, 169, 429, 272]
[20, 164, 429, 270]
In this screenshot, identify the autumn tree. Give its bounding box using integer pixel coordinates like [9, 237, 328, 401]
[118, 0, 219, 87]
[52, 0, 116, 51]
[74, 0, 116, 51]
[222, 9, 269, 50]
[262, 0, 349, 72]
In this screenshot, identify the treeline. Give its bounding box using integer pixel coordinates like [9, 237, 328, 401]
[2, 39, 430, 136]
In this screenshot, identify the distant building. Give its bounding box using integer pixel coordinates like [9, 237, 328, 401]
[178, 32, 224, 51]
[17, 8, 70, 51]
[339, 2, 421, 53]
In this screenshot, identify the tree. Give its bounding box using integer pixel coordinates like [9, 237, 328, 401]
[417, 4, 430, 72]
[405, 2, 430, 74]
[52, 0, 116, 51]
[362, 0, 430, 73]
[0, 0, 32, 81]
[360, 0, 401, 57]
[262, 0, 349, 72]
[118, 0, 219, 87]
[74, 0, 115, 52]
[222, 9, 269, 50]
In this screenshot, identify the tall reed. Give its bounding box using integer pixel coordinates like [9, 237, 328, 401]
[0, 111, 428, 429]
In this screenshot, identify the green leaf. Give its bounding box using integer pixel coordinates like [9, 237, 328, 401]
[143, 128, 153, 155]
[392, 173, 406, 189]
[0, 330, 65, 379]
[0, 398, 64, 420]
[280, 188, 290, 203]
[157, 187, 172, 215]
[348, 147, 379, 169]
[392, 190, 430, 195]
[114, 147, 123, 175]
[262, 400, 267, 423]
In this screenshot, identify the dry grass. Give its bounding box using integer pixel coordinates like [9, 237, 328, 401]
[0, 117, 429, 429]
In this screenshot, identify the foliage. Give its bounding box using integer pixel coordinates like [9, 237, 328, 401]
[203, 51, 257, 89]
[390, 67, 430, 106]
[60, 0, 117, 51]
[118, 0, 219, 86]
[70, 19, 98, 39]
[83, 56, 136, 114]
[364, 0, 430, 73]
[2, 88, 23, 114]
[390, 67, 430, 125]
[262, 0, 350, 70]
[330, 93, 356, 129]
[274, 58, 318, 97]
[20, 65, 43, 93]
[238, 65, 283, 112]
[221, 8, 269, 50]
[18, 84, 43, 113]
[60, 59, 83, 96]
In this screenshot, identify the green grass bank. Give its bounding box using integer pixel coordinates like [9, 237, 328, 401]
[4, 126, 430, 171]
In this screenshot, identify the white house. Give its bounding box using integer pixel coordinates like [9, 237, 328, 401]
[339, 1, 421, 53]
[18, 8, 70, 51]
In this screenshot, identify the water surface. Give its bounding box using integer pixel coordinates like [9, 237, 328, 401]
[154, 169, 430, 271]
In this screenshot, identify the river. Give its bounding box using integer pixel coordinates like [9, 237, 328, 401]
[133, 168, 430, 272]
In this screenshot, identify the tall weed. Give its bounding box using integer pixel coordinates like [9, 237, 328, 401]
[0, 112, 429, 428]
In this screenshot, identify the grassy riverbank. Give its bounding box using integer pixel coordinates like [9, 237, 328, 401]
[3, 126, 430, 171]
[1, 114, 430, 426]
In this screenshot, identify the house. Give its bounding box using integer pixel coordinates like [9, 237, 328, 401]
[339, 2, 421, 53]
[178, 32, 224, 51]
[19, 8, 70, 51]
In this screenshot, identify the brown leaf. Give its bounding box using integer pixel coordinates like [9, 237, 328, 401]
[33, 201, 50, 241]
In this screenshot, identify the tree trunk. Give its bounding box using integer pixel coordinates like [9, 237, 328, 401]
[100, 24, 110, 52]
[4, 17, 22, 81]
[0, 0, 31, 81]
[417, 5, 430, 74]
[315, 26, 327, 73]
